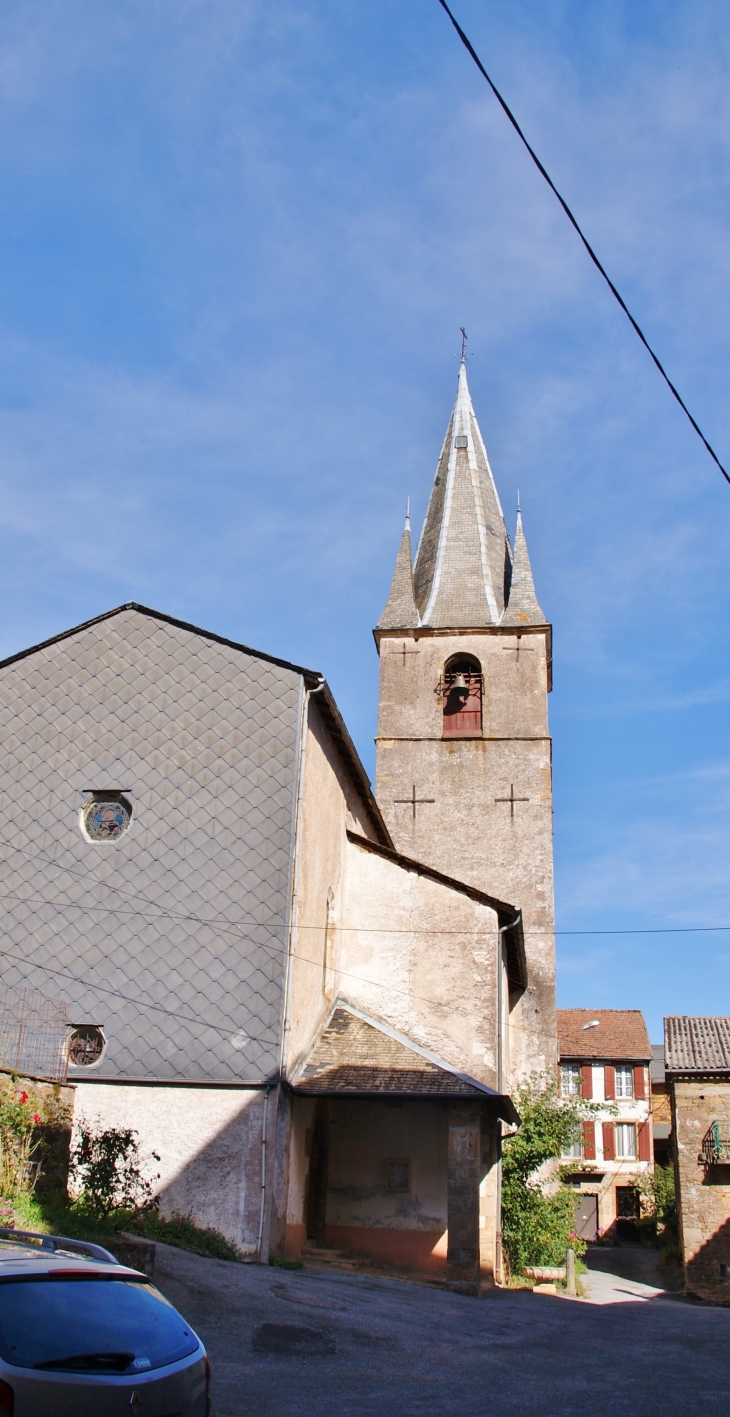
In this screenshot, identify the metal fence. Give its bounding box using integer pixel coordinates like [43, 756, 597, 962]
[0, 981, 70, 1084]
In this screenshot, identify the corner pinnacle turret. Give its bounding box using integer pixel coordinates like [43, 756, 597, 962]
[501, 504, 546, 626]
[376, 506, 420, 630]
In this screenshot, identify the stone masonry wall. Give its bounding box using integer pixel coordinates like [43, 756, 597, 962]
[672, 1080, 730, 1303]
[375, 626, 556, 1084]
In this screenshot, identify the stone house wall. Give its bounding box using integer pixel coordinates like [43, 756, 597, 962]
[672, 1079, 730, 1303]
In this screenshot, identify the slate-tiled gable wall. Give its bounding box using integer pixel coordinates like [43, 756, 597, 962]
[0, 608, 301, 1082]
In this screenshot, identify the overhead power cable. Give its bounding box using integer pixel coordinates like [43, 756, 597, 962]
[436, 0, 730, 487]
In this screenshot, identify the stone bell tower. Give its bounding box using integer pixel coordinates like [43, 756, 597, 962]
[373, 357, 556, 1081]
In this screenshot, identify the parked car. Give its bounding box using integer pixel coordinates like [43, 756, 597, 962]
[0, 1228, 210, 1415]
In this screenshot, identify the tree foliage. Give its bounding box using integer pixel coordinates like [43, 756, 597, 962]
[502, 1073, 598, 1277]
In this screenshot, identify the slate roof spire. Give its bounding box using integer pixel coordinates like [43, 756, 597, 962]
[376, 504, 420, 630]
[413, 357, 512, 627]
[501, 503, 547, 627]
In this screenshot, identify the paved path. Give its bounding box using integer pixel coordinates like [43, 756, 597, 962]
[153, 1243, 729, 1417]
[583, 1243, 686, 1305]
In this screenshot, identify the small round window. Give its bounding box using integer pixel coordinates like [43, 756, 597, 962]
[67, 1026, 106, 1069]
[81, 794, 132, 843]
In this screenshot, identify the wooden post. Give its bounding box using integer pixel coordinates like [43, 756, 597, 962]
[566, 1246, 576, 1297]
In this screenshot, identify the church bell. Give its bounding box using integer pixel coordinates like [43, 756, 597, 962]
[451, 673, 469, 692]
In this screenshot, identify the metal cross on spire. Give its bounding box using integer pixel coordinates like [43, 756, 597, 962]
[460, 326, 468, 361]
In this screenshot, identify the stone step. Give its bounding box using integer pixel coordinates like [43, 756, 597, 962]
[301, 1245, 351, 1260]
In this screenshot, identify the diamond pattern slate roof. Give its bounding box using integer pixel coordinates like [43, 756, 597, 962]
[664, 1016, 730, 1074]
[292, 1005, 491, 1097]
[0, 606, 304, 1083]
[557, 1009, 651, 1061]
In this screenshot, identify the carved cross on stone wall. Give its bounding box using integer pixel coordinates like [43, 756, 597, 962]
[390, 642, 419, 665]
[502, 636, 534, 662]
[494, 784, 530, 819]
[394, 784, 435, 821]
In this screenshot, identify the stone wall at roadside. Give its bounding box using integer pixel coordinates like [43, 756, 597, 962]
[672, 1079, 730, 1303]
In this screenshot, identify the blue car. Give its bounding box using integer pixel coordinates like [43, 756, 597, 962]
[0, 1229, 210, 1415]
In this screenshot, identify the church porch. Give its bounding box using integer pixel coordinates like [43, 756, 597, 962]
[284, 1092, 505, 1287]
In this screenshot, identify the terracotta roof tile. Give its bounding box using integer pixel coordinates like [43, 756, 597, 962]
[557, 1008, 651, 1062]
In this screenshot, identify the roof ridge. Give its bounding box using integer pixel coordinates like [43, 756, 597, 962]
[0, 602, 320, 680]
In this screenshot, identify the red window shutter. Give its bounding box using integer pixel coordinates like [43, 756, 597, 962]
[581, 1065, 593, 1099]
[604, 1065, 615, 1101]
[638, 1120, 651, 1162]
[633, 1065, 646, 1100]
[582, 1121, 596, 1160]
[602, 1122, 615, 1160]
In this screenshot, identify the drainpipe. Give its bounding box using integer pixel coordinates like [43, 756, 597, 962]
[256, 1085, 271, 1262]
[279, 675, 326, 1081]
[495, 912, 521, 1284]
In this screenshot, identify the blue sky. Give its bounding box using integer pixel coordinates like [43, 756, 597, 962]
[1, 1, 729, 1039]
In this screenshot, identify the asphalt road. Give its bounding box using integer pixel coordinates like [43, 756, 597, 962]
[154, 1243, 729, 1416]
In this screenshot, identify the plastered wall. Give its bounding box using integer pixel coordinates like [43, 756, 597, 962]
[73, 1082, 266, 1251]
[284, 699, 379, 1079]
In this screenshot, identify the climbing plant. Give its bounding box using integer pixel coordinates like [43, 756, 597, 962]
[501, 1073, 599, 1277]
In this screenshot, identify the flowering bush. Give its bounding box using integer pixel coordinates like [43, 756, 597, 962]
[0, 1078, 49, 1197]
[71, 1125, 160, 1217]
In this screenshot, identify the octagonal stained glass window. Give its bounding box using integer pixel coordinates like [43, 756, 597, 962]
[82, 794, 132, 843]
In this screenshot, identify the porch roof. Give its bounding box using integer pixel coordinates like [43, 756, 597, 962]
[290, 1001, 519, 1123]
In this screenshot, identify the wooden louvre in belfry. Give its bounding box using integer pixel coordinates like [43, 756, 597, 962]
[442, 656, 482, 738]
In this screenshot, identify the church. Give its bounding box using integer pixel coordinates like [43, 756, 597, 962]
[0, 356, 556, 1289]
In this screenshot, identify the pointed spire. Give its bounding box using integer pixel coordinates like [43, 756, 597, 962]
[413, 358, 511, 628]
[502, 505, 547, 626]
[376, 506, 420, 630]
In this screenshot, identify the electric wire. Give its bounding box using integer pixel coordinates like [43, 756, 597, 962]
[0, 877, 727, 937]
[436, 0, 730, 486]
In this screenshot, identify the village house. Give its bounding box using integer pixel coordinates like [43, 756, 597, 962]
[557, 1009, 652, 1242]
[664, 1016, 730, 1303]
[0, 357, 556, 1288]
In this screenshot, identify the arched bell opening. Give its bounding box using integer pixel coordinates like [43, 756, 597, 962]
[442, 655, 482, 738]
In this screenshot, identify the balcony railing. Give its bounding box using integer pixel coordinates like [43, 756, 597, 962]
[698, 1121, 730, 1165]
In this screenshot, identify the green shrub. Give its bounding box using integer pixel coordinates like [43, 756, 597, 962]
[502, 1074, 599, 1278]
[71, 1125, 160, 1217]
[0, 1078, 62, 1199]
[129, 1209, 244, 1262]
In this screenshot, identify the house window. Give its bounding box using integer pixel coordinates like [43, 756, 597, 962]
[616, 1186, 639, 1220]
[562, 1139, 582, 1160]
[442, 656, 482, 738]
[615, 1123, 637, 1159]
[561, 1064, 581, 1097]
[387, 1161, 410, 1192]
[615, 1066, 634, 1098]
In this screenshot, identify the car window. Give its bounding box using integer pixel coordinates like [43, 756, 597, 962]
[0, 1277, 199, 1372]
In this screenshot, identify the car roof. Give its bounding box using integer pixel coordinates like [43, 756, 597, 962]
[0, 1239, 143, 1280]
